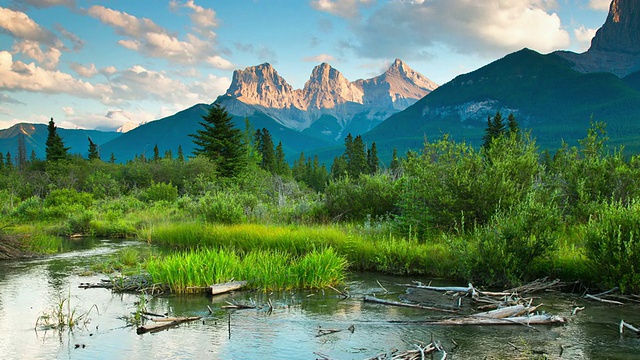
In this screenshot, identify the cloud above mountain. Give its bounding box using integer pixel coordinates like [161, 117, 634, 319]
[326, 0, 571, 59]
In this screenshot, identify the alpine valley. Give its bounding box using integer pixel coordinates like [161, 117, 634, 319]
[2, 0, 640, 165]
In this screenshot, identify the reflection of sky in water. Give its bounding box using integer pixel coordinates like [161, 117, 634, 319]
[1, 242, 640, 359]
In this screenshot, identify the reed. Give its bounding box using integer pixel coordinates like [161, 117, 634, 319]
[145, 247, 348, 293]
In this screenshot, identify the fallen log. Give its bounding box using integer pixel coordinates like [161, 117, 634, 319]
[405, 283, 477, 296]
[136, 316, 201, 334]
[584, 294, 624, 305]
[620, 320, 640, 336]
[431, 314, 566, 326]
[472, 304, 528, 319]
[210, 280, 247, 296]
[364, 295, 458, 313]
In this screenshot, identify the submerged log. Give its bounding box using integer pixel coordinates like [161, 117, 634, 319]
[584, 294, 624, 305]
[431, 314, 566, 326]
[210, 280, 247, 296]
[620, 320, 640, 336]
[472, 304, 528, 319]
[136, 316, 201, 334]
[364, 295, 458, 313]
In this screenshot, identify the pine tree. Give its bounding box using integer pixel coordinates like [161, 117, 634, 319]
[275, 141, 290, 176]
[152, 144, 160, 162]
[257, 128, 276, 173]
[5, 151, 13, 170]
[482, 111, 506, 150]
[292, 151, 306, 181]
[177, 145, 184, 162]
[367, 142, 379, 175]
[190, 104, 245, 177]
[390, 148, 400, 173]
[0, 152, 4, 171]
[109, 153, 116, 164]
[17, 132, 27, 171]
[164, 150, 173, 160]
[348, 135, 368, 177]
[88, 137, 100, 160]
[330, 155, 347, 179]
[30, 150, 36, 162]
[45, 118, 69, 162]
[507, 113, 520, 139]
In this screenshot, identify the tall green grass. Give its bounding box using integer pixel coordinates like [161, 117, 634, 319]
[145, 247, 347, 293]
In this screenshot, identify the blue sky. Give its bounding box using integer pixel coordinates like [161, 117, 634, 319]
[0, 0, 612, 131]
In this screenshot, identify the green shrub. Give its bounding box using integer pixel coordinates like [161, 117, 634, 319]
[66, 210, 94, 235]
[198, 191, 246, 224]
[584, 200, 640, 293]
[45, 189, 93, 208]
[12, 196, 44, 221]
[324, 174, 398, 222]
[139, 182, 178, 203]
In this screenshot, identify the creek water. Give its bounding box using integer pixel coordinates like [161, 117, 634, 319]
[1, 239, 639, 360]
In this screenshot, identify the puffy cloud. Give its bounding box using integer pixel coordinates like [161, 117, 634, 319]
[303, 54, 336, 63]
[101, 66, 117, 76]
[12, 40, 61, 69]
[86, 5, 232, 69]
[170, 0, 218, 39]
[0, 51, 112, 101]
[69, 62, 98, 78]
[62, 106, 74, 116]
[589, 0, 611, 11]
[347, 0, 570, 60]
[310, 0, 374, 19]
[0, 6, 62, 47]
[574, 25, 597, 45]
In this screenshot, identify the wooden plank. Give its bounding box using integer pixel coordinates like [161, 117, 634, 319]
[363, 295, 458, 313]
[210, 280, 248, 296]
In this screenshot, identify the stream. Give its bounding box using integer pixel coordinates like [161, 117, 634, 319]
[1, 239, 640, 359]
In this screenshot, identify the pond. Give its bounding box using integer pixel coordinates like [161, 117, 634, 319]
[1, 239, 639, 359]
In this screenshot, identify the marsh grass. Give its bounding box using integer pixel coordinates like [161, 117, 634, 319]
[24, 233, 64, 254]
[36, 290, 98, 331]
[145, 247, 348, 293]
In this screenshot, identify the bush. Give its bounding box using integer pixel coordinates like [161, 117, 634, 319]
[584, 200, 640, 293]
[198, 191, 247, 224]
[324, 174, 398, 221]
[139, 182, 179, 203]
[12, 196, 44, 221]
[45, 189, 93, 208]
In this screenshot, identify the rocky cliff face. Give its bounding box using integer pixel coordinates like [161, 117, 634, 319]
[556, 0, 640, 76]
[590, 0, 640, 55]
[217, 60, 437, 139]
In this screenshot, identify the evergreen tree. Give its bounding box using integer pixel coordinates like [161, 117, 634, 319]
[292, 151, 306, 181]
[17, 132, 27, 171]
[257, 128, 276, 172]
[153, 144, 160, 162]
[177, 145, 184, 162]
[45, 117, 69, 162]
[109, 153, 116, 164]
[88, 137, 100, 160]
[348, 135, 368, 177]
[5, 151, 13, 170]
[190, 104, 245, 177]
[0, 152, 4, 171]
[390, 148, 400, 173]
[243, 118, 261, 165]
[30, 150, 36, 162]
[367, 142, 379, 175]
[482, 111, 506, 150]
[330, 155, 347, 179]
[274, 141, 290, 176]
[164, 150, 173, 160]
[507, 113, 520, 139]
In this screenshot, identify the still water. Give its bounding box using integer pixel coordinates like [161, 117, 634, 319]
[1, 239, 639, 359]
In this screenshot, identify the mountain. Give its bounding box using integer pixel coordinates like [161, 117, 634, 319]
[216, 60, 437, 142]
[97, 103, 332, 163]
[556, 0, 640, 76]
[364, 48, 640, 156]
[0, 123, 120, 160]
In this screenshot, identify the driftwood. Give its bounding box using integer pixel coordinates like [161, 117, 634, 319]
[405, 283, 477, 296]
[432, 314, 566, 326]
[136, 316, 201, 334]
[620, 320, 640, 336]
[584, 294, 624, 305]
[364, 295, 458, 313]
[210, 280, 247, 296]
[366, 340, 446, 360]
[221, 301, 256, 310]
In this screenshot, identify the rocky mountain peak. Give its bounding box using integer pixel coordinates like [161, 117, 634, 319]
[590, 0, 640, 55]
[225, 62, 295, 108]
[303, 63, 363, 108]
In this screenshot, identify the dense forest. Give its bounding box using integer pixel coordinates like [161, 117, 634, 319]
[2, 106, 640, 293]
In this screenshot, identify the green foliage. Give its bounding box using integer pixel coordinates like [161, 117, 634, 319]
[12, 196, 44, 221]
[471, 193, 561, 286]
[139, 182, 179, 203]
[65, 209, 94, 235]
[45, 118, 70, 162]
[198, 191, 248, 224]
[324, 174, 398, 221]
[87, 137, 99, 161]
[190, 104, 246, 177]
[584, 200, 640, 293]
[45, 188, 93, 208]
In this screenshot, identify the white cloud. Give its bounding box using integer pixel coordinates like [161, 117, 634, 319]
[303, 54, 336, 63]
[86, 5, 232, 69]
[101, 66, 117, 76]
[170, 0, 218, 39]
[62, 106, 74, 116]
[12, 40, 61, 69]
[0, 93, 25, 105]
[574, 25, 597, 46]
[589, 0, 611, 11]
[0, 51, 112, 101]
[310, 0, 374, 19]
[69, 62, 98, 77]
[0, 6, 62, 47]
[347, 0, 570, 60]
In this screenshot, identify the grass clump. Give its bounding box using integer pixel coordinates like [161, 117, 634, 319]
[145, 247, 347, 293]
[35, 290, 98, 331]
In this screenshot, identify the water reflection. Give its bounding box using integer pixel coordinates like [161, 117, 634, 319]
[1, 240, 640, 359]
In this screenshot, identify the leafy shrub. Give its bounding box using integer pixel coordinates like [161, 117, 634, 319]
[66, 210, 94, 235]
[198, 191, 247, 224]
[139, 182, 179, 203]
[12, 196, 44, 221]
[84, 171, 122, 199]
[584, 200, 640, 293]
[45, 189, 93, 208]
[324, 174, 398, 221]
